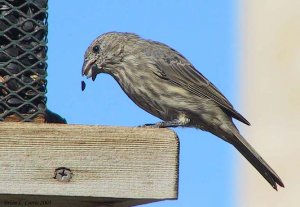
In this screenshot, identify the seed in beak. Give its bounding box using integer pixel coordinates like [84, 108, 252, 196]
[92, 65, 98, 81]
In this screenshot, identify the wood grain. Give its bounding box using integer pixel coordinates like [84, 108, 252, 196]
[0, 123, 179, 207]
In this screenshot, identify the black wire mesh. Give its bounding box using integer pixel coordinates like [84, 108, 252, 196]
[0, 0, 47, 122]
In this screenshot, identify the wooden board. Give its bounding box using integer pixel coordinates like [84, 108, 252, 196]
[0, 123, 179, 207]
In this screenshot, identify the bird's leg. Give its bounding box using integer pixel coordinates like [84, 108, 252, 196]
[140, 120, 183, 128]
[139, 116, 190, 128]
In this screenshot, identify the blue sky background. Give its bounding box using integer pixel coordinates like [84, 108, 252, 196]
[47, 1, 239, 206]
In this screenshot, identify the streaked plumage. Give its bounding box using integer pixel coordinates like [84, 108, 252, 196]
[82, 32, 284, 190]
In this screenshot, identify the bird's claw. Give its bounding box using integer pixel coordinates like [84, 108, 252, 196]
[137, 123, 161, 128]
[138, 121, 182, 128]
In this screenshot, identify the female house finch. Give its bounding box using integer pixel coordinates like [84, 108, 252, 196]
[82, 32, 284, 190]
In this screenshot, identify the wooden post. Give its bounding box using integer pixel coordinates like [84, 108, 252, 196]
[0, 123, 179, 207]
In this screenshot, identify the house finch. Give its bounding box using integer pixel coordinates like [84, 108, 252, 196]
[82, 32, 284, 190]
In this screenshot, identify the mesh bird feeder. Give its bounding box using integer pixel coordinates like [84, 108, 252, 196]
[0, 0, 47, 122]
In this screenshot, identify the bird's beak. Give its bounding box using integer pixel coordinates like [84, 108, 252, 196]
[82, 58, 102, 81]
[82, 58, 96, 78]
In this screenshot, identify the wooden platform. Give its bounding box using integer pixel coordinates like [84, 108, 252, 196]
[0, 123, 179, 207]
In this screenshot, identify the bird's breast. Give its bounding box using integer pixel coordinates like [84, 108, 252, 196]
[112, 67, 201, 121]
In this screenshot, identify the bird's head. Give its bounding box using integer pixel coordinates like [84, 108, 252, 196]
[82, 32, 140, 80]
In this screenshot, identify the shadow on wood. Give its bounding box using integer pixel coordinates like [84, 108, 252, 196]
[0, 123, 179, 207]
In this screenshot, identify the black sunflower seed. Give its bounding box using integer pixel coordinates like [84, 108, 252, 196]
[92, 65, 98, 81]
[81, 81, 86, 91]
[7, 97, 23, 106]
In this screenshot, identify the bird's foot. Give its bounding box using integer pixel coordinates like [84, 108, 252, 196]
[138, 120, 184, 128]
[138, 123, 160, 128]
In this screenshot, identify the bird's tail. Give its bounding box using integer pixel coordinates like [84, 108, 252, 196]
[229, 129, 284, 190]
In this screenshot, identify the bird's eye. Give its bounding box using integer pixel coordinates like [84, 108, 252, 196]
[92, 45, 100, 53]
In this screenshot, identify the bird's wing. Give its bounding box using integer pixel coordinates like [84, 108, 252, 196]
[151, 50, 250, 125]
